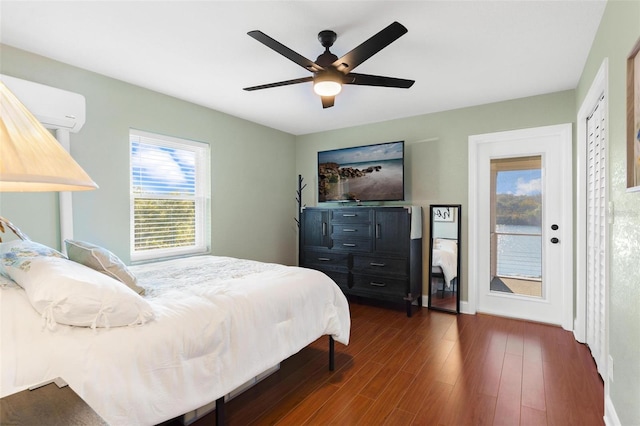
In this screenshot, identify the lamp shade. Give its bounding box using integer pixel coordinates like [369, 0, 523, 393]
[0, 81, 98, 192]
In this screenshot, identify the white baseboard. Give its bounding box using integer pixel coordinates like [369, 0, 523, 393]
[421, 295, 473, 315]
[28, 377, 68, 390]
[460, 301, 472, 314]
[604, 394, 621, 426]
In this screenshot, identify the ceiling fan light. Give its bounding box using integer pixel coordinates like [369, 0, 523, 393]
[313, 80, 342, 97]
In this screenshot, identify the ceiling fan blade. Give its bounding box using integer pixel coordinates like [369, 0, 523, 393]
[248, 30, 324, 73]
[321, 96, 335, 108]
[243, 76, 313, 91]
[345, 73, 415, 88]
[332, 21, 408, 73]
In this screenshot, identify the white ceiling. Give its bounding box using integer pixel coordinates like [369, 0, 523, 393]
[1, 1, 606, 136]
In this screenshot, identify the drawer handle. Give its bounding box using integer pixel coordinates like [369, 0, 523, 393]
[370, 262, 386, 267]
[370, 282, 386, 287]
[317, 257, 331, 261]
[343, 214, 356, 217]
[342, 243, 356, 247]
[343, 228, 356, 232]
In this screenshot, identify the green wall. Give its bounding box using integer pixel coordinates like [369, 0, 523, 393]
[576, 1, 640, 424]
[2, 2, 638, 420]
[295, 90, 576, 304]
[0, 44, 298, 266]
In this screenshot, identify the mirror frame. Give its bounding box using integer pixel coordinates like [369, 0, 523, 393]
[427, 204, 461, 313]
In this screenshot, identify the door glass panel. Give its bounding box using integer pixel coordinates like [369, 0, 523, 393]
[490, 156, 542, 297]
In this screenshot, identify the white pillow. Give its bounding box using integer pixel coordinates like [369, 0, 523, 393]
[65, 239, 145, 295]
[1, 241, 154, 329]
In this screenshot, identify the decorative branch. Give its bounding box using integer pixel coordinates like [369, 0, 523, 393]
[295, 174, 306, 228]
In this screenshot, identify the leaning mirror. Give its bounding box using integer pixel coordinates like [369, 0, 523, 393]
[428, 204, 461, 313]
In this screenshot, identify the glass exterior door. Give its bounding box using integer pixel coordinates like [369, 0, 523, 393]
[470, 124, 573, 328]
[490, 156, 542, 298]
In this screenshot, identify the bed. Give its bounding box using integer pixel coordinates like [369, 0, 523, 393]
[431, 237, 458, 288]
[0, 237, 350, 425]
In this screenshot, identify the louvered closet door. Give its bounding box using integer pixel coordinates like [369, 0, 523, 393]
[586, 94, 607, 378]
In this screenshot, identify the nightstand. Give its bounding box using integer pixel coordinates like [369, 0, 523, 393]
[0, 378, 107, 425]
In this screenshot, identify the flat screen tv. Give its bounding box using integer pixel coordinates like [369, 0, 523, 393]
[317, 141, 405, 202]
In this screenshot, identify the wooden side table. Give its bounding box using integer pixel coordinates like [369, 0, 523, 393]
[0, 378, 107, 425]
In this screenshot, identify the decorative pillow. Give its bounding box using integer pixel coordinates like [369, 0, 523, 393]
[65, 239, 145, 295]
[0, 241, 154, 329]
[0, 240, 66, 278]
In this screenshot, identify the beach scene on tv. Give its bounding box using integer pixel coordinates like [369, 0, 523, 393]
[318, 141, 404, 202]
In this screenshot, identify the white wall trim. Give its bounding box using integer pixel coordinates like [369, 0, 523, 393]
[459, 301, 472, 315]
[604, 394, 621, 426]
[467, 139, 479, 315]
[421, 296, 473, 316]
[56, 129, 74, 254]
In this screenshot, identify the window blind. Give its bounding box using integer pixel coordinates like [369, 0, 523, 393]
[130, 129, 210, 261]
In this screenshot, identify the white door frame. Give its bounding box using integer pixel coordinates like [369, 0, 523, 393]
[468, 124, 574, 330]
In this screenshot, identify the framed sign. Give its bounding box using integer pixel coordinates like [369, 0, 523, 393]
[433, 206, 455, 222]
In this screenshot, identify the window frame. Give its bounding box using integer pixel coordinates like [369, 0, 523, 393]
[129, 129, 210, 262]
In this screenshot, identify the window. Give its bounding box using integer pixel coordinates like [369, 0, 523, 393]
[130, 129, 210, 261]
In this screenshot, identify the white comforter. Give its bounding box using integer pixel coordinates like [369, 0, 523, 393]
[432, 248, 458, 287]
[0, 255, 350, 425]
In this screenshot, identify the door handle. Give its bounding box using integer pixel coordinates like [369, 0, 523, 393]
[551, 237, 559, 244]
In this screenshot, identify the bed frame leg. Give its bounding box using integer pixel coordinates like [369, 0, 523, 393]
[329, 335, 335, 371]
[216, 396, 225, 426]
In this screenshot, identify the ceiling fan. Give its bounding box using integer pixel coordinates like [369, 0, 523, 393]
[243, 21, 415, 109]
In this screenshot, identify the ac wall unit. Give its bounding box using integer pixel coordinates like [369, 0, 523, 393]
[0, 74, 86, 133]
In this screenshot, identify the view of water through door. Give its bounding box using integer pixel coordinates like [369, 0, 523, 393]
[490, 156, 543, 298]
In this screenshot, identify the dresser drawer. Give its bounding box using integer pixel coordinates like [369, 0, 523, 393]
[332, 238, 373, 253]
[320, 270, 350, 291]
[303, 250, 349, 269]
[352, 255, 407, 276]
[331, 223, 371, 238]
[330, 209, 372, 224]
[351, 273, 407, 297]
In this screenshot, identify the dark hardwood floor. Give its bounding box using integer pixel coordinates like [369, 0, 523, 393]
[186, 300, 604, 426]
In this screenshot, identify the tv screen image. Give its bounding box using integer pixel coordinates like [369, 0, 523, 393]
[318, 141, 405, 202]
